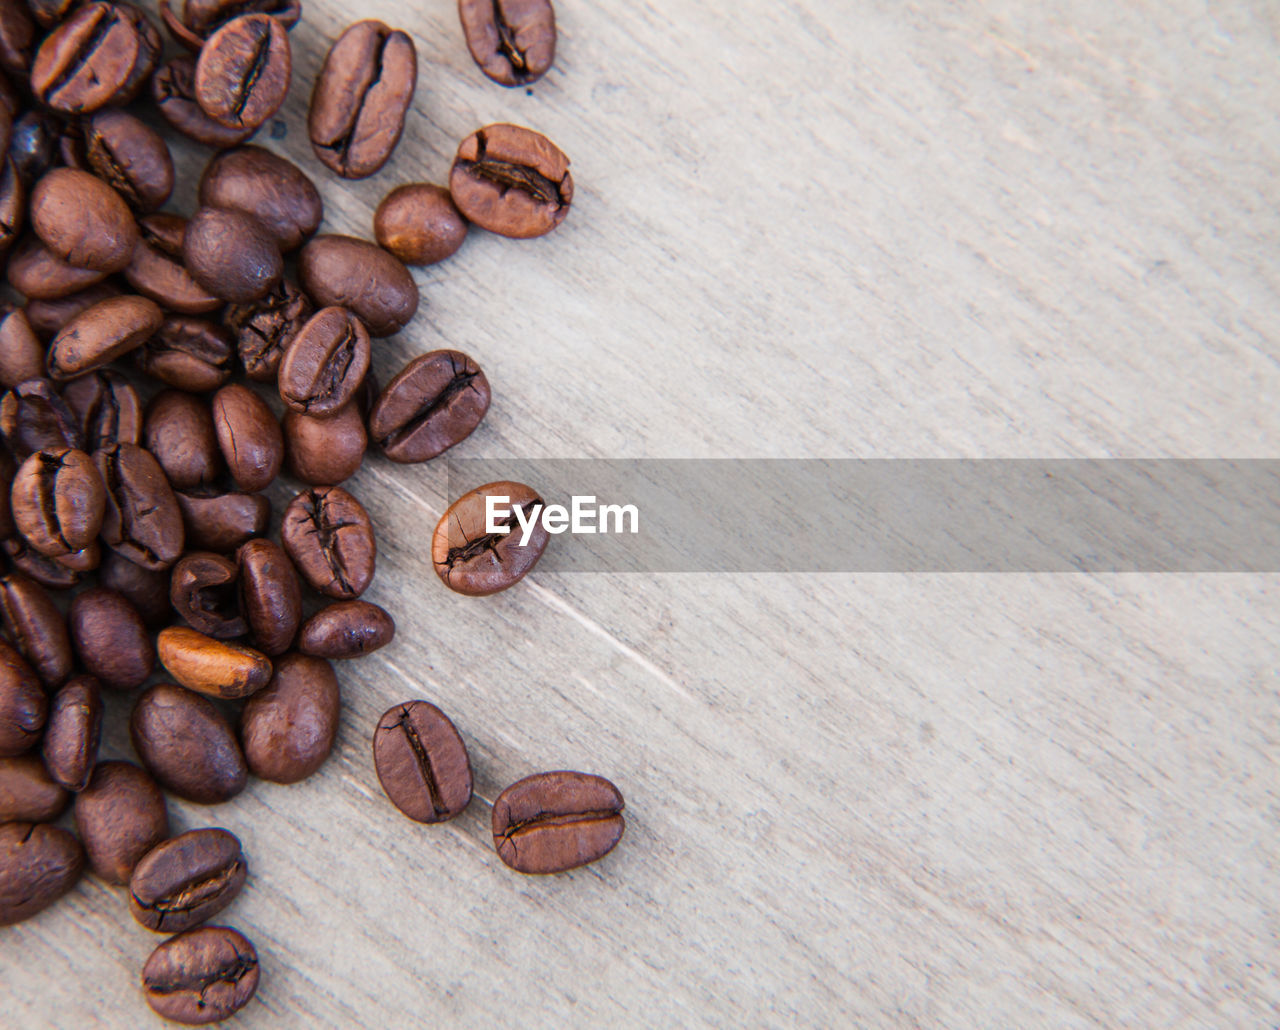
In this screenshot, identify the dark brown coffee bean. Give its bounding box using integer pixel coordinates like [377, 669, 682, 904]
[153, 55, 256, 148]
[11, 447, 106, 557]
[2, 537, 85, 589]
[41, 675, 103, 791]
[25, 283, 124, 338]
[142, 925, 260, 1024]
[281, 486, 376, 599]
[0, 306, 44, 389]
[48, 295, 164, 381]
[131, 682, 248, 804]
[7, 234, 110, 300]
[195, 14, 291, 132]
[277, 306, 370, 417]
[126, 213, 224, 315]
[0, 0, 34, 74]
[62, 369, 143, 451]
[70, 587, 154, 690]
[0, 822, 84, 925]
[298, 235, 417, 337]
[225, 278, 312, 383]
[55, 540, 101, 573]
[240, 653, 338, 783]
[162, 0, 300, 50]
[373, 700, 471, 823]
[309, 20, 416, 180]
[0, 155, 22, 256]
[145, 390, 224, 491]
[75, 759, 168, 884]
[0, 754, 68, 822]
[80, 108, 174, 213]
[157, 626, 272, 700]
[137, 316, 235, 393]
[210, 383, 282, 492]
[129, 828, 247, 933]
[369, 350, 490, 463]
[200, 145, 321, 252]
[96, 442, 185, 570]
[30, 167, 139, 273]
[0, 573, 71, 687]
[176, 487, 269, 553]
[237, 538, 299, 656]
[29, 2, 153, 114]
[0, 379, 81, 459]
[0, 639, 43, 756]
[298, 600, 394, 659]
[492, 770, 625, 874]
[170, 552, 245, 638]
[7, 111, 60, 188]
[458, 0, 556, 87]
[184, 206, 282, 304]
[27, 0, 77, 30]
[432, 480, 548, 595]
[373, 183, 467, 266]
[450, 123, 572, 239]
[283, 404, 365, 485]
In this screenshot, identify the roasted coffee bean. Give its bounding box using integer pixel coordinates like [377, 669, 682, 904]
[131, 683, 248, 804]
[373, 700, 471, 822]
[56, 541, 101, 573]
[2, 538, 85, 589]
[200, 146, 321, 251]
[298, 235, 417, 337]
[0, 0, 34, 74]
[210, 383, 282, 492]
[145, 390, 224, 491]
[0, 753, 69, 823]
[75, 760, 168, 883]
[97, 442, 185, 570]
[0, 640, 44, 756]
[62, 369, 143, 451]
[30, 168, 139, 273]
[176, 487, 269, 553]
[126, 213, 223, 315]
[41, 675, 103, 792]
[241, 653, 339, 783]
[225, 279, 311, 383]
[283, 404, 365, 485]
[492, 771, 625, 874]
[0, 306, 44, 388]
[142, 925, 260, 1024]
[7, 234, 110, 300]
[30, 2, 155, 114]
[153, 55, 256, 148]
[308, 20, 415, 180]
[369, 350, 490, 463]
[0, 156, 22, 254]
[157, 626, 272, 699]
[277, 306, 370, 417]
[162, 0, 300, 51]
[0, 822, 84, 925]
[432, 480, 548, 595]
[7, 111, 60, 187]
[195, 14, 291, 132]
[281, 486, 376, 599]
[458, 0, 556, 87]
[70, 587, 153, 691]
[137, 316, 234, 393]
[237, 539, 300, 656]
[373, 183, 467, 266]
[299, 600, 394, 659]
[11, 447, 106, 557]
[170, 552, 245, 638]
[25, 284, 124, 338]
[101, 551, 172, 629]
[0, 379, 81, 458]
[184, 206, 282, 304]
[450, 123, 572, 239]
[0, 573, 72, 687]
[129, 828, 247, 933]
[80, 108, 174, 213]
[48, 295, 164, 381]
[27, 0, 77, 30]
[0, 69, 13, 117]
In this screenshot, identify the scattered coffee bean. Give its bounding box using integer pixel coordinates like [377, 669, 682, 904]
[7, 110, 60, 187]
[30, 2, 155, 114]
[145, 389, 225, 491]
[298, 234, 418, 337]
[237, 538, 300, 655]
[0, 753, 70, 822]
[0, 2, 34, 75]
[142, 925, 260, 1024]
[170, 552, 245, 638]
[225, 278, 312, 383]
[450, 123, 573, 239]
[25, 283, 125, 338]
[458, 0, 556, 87]
[125, 213, 223, 315]
[0, 572, 72, 687]
[281, 486, 376, 599]
[157, 626, 272, 699]
[299, 600, 395, 659]
[176, 487, 270, 553]
[79, 107, 174, 213]
[129, 828, 248, 933]
[373, 183, 468, 266]
[183, 206, 283, 304]
[47, 295, 164, 381]
[96, 442, 186, 570]
[369, 350, 490, 463]
[70, 587, 154, 690]
[41, 675, 103, 792]
[277, 306, 371, 417]
[8, 233, 110, 300]
[161, 0, 300, 51]
[0, 306, 44, 387]
[2, 536, 84, 590]
[241, 653, 340, 783]
[101, 550, 173, 629]
[131, 682, 248, 804]
[211, 383, 282, 492]
[74, 760, 169, 884]
[432, 480, 548, 595]
[195, 13, 291, 131]
[373, 700, 471, 822]
[0, 822, 84, 925]
[62, 369, 144, 452]
[152, 55, 256, 148]
[492, 771, 625, 874]
[0, 378, 81, 458]
[283, 404, 366, 485]
[30, 167, 139, 273]
[11, 447, 106, 557]
[199, 145, 321, 251]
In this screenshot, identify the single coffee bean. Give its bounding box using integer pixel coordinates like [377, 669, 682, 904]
[308, 19, 416, 180]
[240, 653, 339, 783]
[432, 480, 548, 595]
[298, 235, 418, 337]
[492, 771, 625, 874]
[75, 760, 169, 884]
[458, 0, 556, 87]
[129, 828, 247, 933]
[277, 306, 371, 417]
[157, 626, 272, 699]
[62, 369, 143, 451]
[373, 700, 471, 822]
[30, 167, 139, 273]
[7, 234, 110, 300]
[41, 675, 103, 791]
[48, 295, 164, 381]
[225, 279, 312, 383]
[2, 537, 86, 590]
[153, 55, 256, 148]
[11, 447, 106, 557]
[80, 108, 174, 213]
[210, 383, 282, 492]
[161, 0, 300, 51]
[373, 183, 467, 266]
[199, 146, 321, 251]
[131, 683, 248, 803]
[70, 587, 154, 690]
[142, 925, 260, 1024]
[0, 754, 69, 822]
[126, 213, 223, 315]
[96, 442, 185, 570]
[195, 14, 291, 132]
[170, 552, 245, 638]
[299, 600, 395, 659]
[7, 111, 60, 187]
[369, 350, 490, 463]
[25, 283, 124, 338]
[184, 206, 282, 304]
[237, 539, 300, 655]
[0, 573, 72, 687]
[283, 404, 366, 485]
[145, 390, 225, 491]
[176, 487, 270, 553]
[137, 316, 235, 393]
[0, 822, 84, 926]
[281, 486, 376, 599]
[0, 379, 81, 458]
[101, 551, 173, 629]
[0, 638, 43, 755]
[0, 1, 33, 74]
[30, 2, 153, 114]
[450, 123, 573, 239]
[0, 306, 43, 388]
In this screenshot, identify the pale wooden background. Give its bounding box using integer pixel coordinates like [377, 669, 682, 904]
[4, 0, 1280, 1026]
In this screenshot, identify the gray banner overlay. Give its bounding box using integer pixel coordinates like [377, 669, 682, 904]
[443, 460, 1280, 572]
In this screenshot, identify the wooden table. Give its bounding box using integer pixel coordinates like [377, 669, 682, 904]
[7, 0, 1279, 1026]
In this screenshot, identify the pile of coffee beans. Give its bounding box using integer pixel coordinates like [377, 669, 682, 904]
[0, 0, 624, 1022]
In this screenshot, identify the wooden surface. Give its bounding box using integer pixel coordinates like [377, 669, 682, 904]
[6, 0, 1280, 1026]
